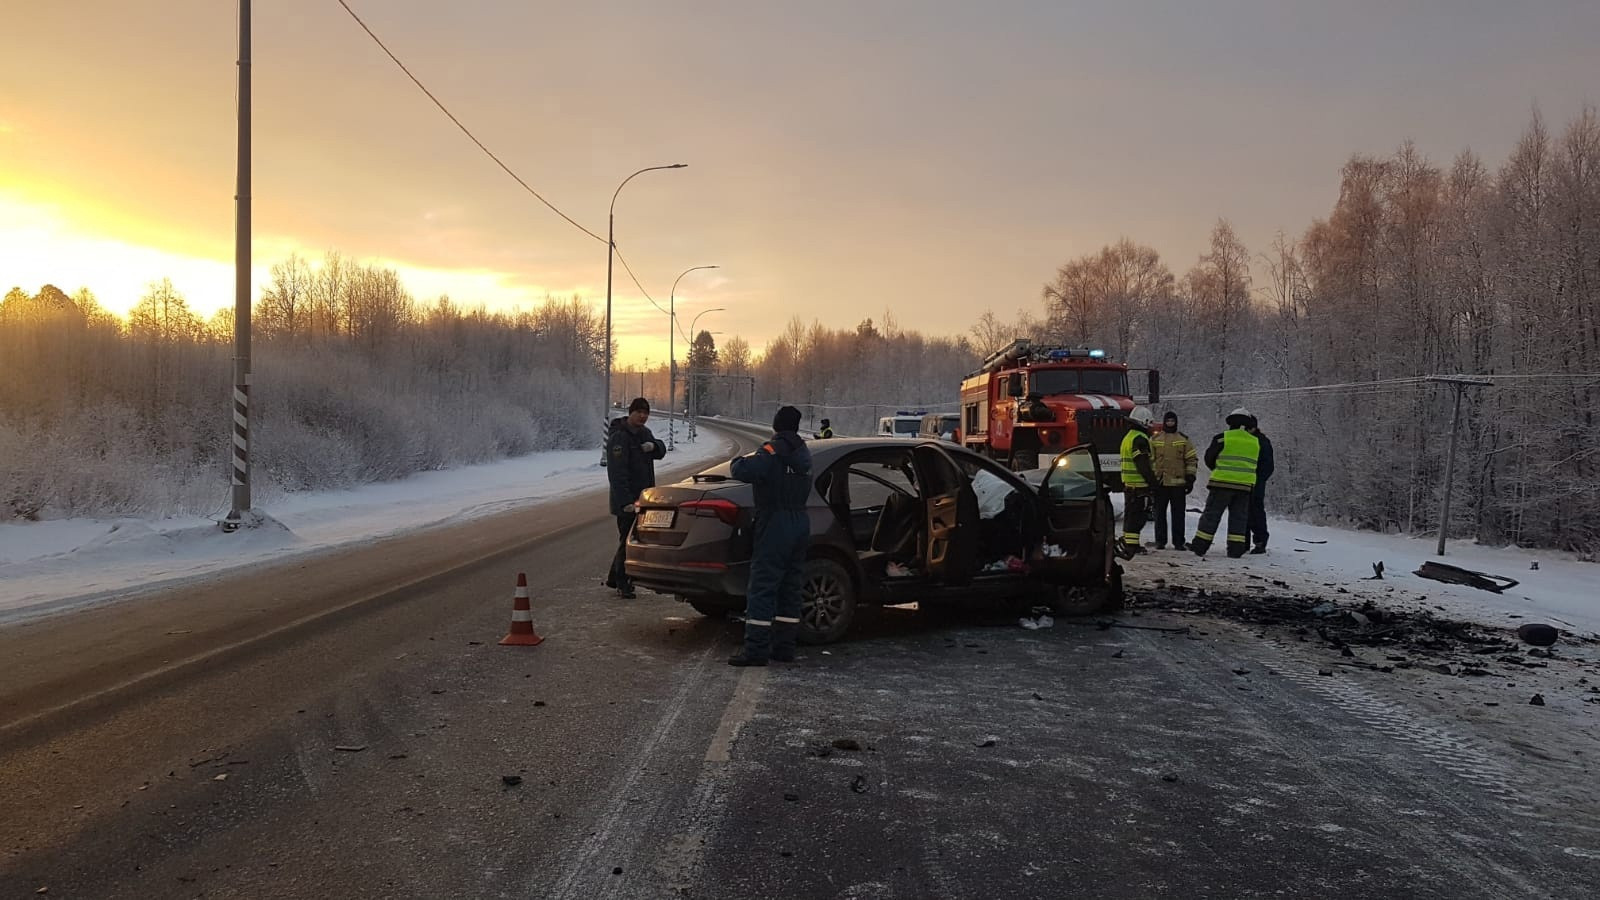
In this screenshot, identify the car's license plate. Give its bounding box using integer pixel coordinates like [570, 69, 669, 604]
[640, 509, 675, 529]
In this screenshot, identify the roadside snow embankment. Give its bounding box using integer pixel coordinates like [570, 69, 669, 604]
[1124, 508, 1600, 638]
[0, 434, 732, 624]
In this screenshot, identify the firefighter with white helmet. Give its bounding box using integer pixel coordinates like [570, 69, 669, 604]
[1117, 405, 1160, 557]
[1191, 407, 1263, 559]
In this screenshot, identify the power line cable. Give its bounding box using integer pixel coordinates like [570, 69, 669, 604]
[1163, 376, 1428, 402]
[333, 0, 606, 245]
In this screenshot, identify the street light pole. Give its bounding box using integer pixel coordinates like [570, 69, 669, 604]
[223, 0, 253, 532]
[684, 307, 724, 427]
[602, 164, 685, 463]
[668, 265, 719, 451]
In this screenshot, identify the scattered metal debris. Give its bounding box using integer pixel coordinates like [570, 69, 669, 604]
[1413, 561, 1520, 594]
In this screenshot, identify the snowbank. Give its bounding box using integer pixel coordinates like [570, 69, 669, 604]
[0, 433, 733, 624]
[1124, 509, 1600, 638]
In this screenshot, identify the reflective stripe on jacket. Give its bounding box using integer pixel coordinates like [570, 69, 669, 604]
[1149, 431, 1197, 487]
[1207, 428, 1260, 491]
[1120, 429, 1152, 489]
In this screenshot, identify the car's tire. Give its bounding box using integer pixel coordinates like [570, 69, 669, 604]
[799, 557, 856, 645]
[688, 599, 734, 619]
[1011, 450, 1040, 471]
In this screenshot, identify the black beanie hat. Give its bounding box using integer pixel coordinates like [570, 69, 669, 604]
[1163, 411, 1178, 425]
[774, 405, 802, 432]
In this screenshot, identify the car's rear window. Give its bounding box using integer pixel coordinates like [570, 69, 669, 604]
[692, 461, 734, 483]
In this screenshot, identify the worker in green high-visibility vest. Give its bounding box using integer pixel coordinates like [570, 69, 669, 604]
[1117, 406, 1160, 558]
[1190, 408, 1261, 559]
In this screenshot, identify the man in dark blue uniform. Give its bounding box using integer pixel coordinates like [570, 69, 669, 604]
[606, 397, 666, 599]
[1246, 414, 1276, 554]
[728, 405, 813, 667]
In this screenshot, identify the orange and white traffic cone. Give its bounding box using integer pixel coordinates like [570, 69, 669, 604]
[499, 572, 544, 646]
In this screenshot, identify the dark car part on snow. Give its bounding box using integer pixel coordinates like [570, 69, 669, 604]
[1414, 561, 1520, 594]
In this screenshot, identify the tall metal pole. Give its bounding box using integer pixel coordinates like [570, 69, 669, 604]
[224, 0, 252, 530]
[668, 266, 719, 451]
[1428, 375, 1492, 556]
[601, 163, 686, 464]
[684, 308, 724, 427]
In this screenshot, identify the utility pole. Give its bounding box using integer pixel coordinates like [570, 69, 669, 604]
[1428, 375, 1493, 556]
[223, 0, 252, 532]
[602, 164, 685, 465]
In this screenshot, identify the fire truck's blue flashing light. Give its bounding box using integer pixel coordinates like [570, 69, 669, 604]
[1045, 348, 1109, 361]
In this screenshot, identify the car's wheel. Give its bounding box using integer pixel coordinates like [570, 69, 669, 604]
[1011, 449, 1039, 471]
[688, 599, 734, 619]
[799, 557, 856, 645]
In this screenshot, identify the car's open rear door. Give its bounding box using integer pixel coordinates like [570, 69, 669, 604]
[912, 444, 979, 586]
[1033, 443, 1111, 583]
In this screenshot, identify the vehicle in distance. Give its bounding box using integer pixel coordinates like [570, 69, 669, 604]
[919, 412, 961, 442]
[625, 437, 1121, 644]
[876, 411, 925, 438]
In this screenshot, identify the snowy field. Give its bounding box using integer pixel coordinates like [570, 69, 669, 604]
[0, 431, 734, 624]
[1124, 501, 1600, 638]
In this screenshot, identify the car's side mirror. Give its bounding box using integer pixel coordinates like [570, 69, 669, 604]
[1006, 373, 1024, 398]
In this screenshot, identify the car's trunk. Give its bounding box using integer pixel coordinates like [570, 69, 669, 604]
[632, 477, 755, 558]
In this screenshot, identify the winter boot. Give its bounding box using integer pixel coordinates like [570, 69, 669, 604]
[1173, 541, 1188, 552]
[1250, 537, 1268, 555]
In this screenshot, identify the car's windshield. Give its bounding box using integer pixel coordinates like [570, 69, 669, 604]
[1029, 368, 1129, 397]
[1080, 369, 1129, 396]
[894, 419, 919, 434]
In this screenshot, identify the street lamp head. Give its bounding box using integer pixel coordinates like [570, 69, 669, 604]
[669, 163, 688, 168]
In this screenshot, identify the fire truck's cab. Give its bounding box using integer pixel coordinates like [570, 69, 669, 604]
[959, 340, 1159, 489]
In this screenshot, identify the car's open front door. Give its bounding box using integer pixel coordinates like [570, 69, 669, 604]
[1034, 443, 1110, 583]
[912, 444, 979, 585]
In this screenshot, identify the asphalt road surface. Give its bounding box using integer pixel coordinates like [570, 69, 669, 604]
[4, 432, 1598, 899]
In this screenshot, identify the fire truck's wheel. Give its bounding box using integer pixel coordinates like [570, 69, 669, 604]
[1010, 450, 1039, 471]
[798, 558, 856, 645]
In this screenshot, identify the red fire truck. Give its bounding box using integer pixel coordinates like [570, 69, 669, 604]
[959, 340, 1159, 486]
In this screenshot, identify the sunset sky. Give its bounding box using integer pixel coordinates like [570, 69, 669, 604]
[3, 0, 1597, 366]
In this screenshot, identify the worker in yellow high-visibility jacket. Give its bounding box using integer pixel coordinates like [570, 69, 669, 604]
[1190, 408, 1261, 559]
[1117, 406, 1160, 558]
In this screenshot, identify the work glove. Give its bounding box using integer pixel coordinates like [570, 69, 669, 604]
[1184, 476, 1195, 494]
[641, 441, 657, 453]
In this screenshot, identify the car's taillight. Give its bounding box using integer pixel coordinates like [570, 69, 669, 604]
[681, 498, 741, 525]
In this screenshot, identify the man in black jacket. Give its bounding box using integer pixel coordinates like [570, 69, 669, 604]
[1247, 415, 1275, 554]
[606, 397, 667, 598]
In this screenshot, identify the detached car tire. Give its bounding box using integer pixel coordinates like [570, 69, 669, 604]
[799, 557, 856, 645]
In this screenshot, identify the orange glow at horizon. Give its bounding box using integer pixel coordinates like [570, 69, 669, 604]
[0, 188, 681, 365]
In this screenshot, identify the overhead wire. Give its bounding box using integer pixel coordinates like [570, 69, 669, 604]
[1162, 376, 1428, 402]
[333, 0, 607, 245]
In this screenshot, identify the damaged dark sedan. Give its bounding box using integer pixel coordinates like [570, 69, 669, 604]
[625, 437, 1122, 644]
